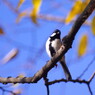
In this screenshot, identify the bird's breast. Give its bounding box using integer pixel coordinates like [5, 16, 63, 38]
[51, 39, 62, 52]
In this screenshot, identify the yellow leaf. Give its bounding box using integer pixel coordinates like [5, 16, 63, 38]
[84, 0, 90, 4]
[78, 35, 88, 56]
[91, 16, 95, 35]
[0, 27, 4, 35]
[31, 9, 38, 24]
[16, 11, 27, 23]
[65, 0, 83, 23]
[30, 0, 42, 24]
[17, 0, 25, 9]
[81, 0, 90, 11]
[32, 0, 42, 11]
[18, 74, 25, 78]
[1, 48, 19, 64]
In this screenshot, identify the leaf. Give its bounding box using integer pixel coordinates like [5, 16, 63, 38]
[30, 0, 42, 24]
[13, 89, 22, 95]
[30, 9, 38, 24]
[91, 16, 95, 35]
[78, 35, 88, 57]
[83, 0, 90, 5]
[65, 0, 83, 24]
[1, 48, 19, 64]
[81, 0, 90, 11]
[18, 74, 25, 78]
[17, 0, 25, 9]
[0, 27, 4, 35]
[16, 11, 27, 23]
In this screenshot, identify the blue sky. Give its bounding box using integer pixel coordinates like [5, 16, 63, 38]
[0, 0, 95, 95]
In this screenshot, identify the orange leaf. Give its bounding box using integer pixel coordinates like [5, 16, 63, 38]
[16, 11, 27, 23]
[78, 35, 88, 57]
[0, 27, 4, 35]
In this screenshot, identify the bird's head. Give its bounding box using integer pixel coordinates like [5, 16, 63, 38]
[54, 29, 61, 35]
[50, 29, 61, 39]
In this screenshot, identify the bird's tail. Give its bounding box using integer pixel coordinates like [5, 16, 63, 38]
[60, 57, 72, 80]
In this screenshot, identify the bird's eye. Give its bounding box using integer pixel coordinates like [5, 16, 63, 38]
[57, 32, 59, 34]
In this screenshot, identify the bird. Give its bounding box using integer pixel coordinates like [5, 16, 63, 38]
[46, 29, 72, 80]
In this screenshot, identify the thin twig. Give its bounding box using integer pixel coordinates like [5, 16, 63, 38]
[47, 78, 89, 85]
[87, 84, 93, 95]
[0, 87, 17, 95]
[38, 14, 91, 26]
[47, 73, 95, 95]
[43, 75, 50, 95]
[88, 72, 95, 82]
[47, 72, 95, 85]
[77, 56, 95, 79]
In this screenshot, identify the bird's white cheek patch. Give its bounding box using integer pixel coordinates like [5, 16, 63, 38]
[50, 33, 56, 37]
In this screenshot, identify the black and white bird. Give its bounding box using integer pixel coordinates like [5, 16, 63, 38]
[46, 29, 72, 80]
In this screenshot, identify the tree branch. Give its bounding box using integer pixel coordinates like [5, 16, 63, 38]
[87, 85, 93, 95]
[46, 72, 95, 95]
[46, 72, 95, 85]
[38, 14, 90, 25]
[68, 0, 95, 40]
[31, 0, 95, 83]
[0, 0, 95, 84]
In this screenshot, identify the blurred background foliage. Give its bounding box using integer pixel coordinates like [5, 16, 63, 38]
[0, 0, 95, 95]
